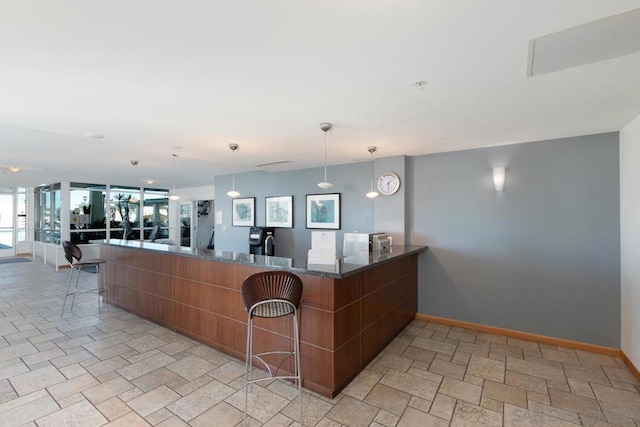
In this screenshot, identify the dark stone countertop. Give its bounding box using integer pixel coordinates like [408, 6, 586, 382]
[97, 239, 428, 279]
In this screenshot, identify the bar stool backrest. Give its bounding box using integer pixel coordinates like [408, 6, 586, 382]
[241, 271, 303, 315]
[62, 241, 83, 265]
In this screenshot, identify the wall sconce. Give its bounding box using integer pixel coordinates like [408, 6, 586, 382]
[493, 166, 506, 192]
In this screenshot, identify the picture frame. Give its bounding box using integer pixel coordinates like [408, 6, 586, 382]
[306, 193, 341, 229]
[265, 195, 294, 228]
[232, 197, 255, 227]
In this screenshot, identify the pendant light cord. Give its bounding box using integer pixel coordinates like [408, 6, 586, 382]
[172, 154, 177, 194]
[130, 160, 138, 182]
[317, 122, 333, 189]
[323, 130, 328, 181]
[370, 150, 375, 190]
[169, 151, 181, 200]
[366, 146, 379, 198]
[231, 149, 236, 191]
[227, 143, 240, 197]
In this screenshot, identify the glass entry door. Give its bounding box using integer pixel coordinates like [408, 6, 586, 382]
[0, 193, 15, 257]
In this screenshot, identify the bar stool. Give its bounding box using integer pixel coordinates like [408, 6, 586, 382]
[242, 271, 303, 425]
[61, 241, 107, 317]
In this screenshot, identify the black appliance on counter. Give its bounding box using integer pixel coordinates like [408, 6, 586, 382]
[249, 227, 275, 256]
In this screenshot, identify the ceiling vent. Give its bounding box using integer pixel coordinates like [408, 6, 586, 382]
[527, 8, 640, 77]
[255, 160, 293, 168]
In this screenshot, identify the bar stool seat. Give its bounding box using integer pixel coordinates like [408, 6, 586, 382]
[61, 241, 107, 316]
[242, 271, 303, 425]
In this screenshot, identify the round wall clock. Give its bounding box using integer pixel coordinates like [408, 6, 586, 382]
[377, 172, 401, 195]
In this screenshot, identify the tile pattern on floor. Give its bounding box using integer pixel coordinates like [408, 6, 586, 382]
[0, 259, 638, 426]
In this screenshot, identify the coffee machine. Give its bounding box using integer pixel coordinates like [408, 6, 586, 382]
[248, 227, 275, 256]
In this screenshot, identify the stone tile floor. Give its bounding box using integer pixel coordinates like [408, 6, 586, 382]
[0, 259, 639, 426]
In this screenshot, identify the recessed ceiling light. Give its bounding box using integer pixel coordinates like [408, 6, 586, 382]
[414, 80, 427, 89]
[83, 132, 104, 139]
[144, 180, 155, 185]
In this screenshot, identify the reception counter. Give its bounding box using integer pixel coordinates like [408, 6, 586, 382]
[100, 240, 426, 397]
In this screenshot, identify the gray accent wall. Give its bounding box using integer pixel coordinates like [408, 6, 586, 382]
[215, 163, 377, 259]
[212, 132, 621, 347]
[409, 133, 621, 347]
[374, 156, 408, 245]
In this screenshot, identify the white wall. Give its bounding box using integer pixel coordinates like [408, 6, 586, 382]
[175, 185, 215, 201]
[620, 113, 640, 369]
[170, 185, 215, 247]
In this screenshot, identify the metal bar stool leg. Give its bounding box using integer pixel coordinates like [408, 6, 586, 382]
[61, 266, 75, 318]
[96, 264, 101, 312]
[96, 264, 106, 314]
[70, 266, 82, 312]
[96, 264, 107, 313]
[293, 308, 302, 425]
[244, 315, 252, 423]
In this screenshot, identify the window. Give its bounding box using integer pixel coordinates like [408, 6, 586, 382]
[142, 189, 169, 240]
[180, 202, 192, 247]
[16, 188, 26, 242]
[69, 183, 107, 244]
[110, 187, 141, 240]
[34, 184, 61, 243]
[33, 183, 170, 243]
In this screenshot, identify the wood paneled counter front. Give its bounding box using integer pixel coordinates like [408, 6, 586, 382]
[100, 240, 426, 397]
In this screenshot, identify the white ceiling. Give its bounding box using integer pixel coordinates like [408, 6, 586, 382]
[1, 0, 639, 189]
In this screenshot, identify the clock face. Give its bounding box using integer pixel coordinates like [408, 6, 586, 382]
[377, 172, 401, 195]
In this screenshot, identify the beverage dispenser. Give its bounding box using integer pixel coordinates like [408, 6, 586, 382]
[248, 227, 275, 256]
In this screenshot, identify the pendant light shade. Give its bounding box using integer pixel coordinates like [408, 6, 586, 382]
[227, 143, 240, 198]
[169, 154, 180, 200]
[317, 122, 333, 189]
[366, 146, 379, 199]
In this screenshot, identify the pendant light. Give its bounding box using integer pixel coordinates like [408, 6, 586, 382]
[317, 122, 333, 189]
[130, 160, 138, 182]
[366, 146, 379, 199]
[227, 143, 240, 198]
[169, 154, 180, 200]
[130, 160, 141, 204]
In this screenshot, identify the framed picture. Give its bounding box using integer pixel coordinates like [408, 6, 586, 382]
[265, 195, 293, 228]
[306, 193, 341, 229]
[232, 197, 255, 227]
